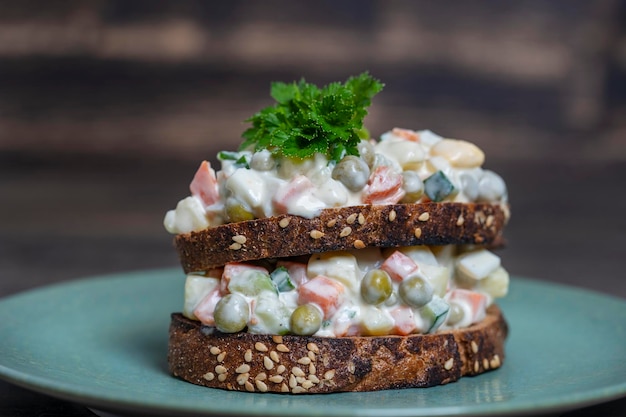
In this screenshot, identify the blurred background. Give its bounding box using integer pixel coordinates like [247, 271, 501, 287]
[1, 0, 625, 297]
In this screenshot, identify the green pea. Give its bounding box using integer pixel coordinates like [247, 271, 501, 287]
[332, 155, 370, 192]
[360, 269, 393, 305]
[213, 294, 249, 333]
[290, 304, 323, 335]
[399, 275, 434, 308]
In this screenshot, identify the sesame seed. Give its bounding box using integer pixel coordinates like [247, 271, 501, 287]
[297, 357, 311, 365]
[444, 358, 454, 370]
[474, 360, 480, 373]
[292, 367, 305, 377]
[302, 380, 315, 389]
[358, 213, 365, 224]
[340, 226, 352, 237]
[236, 373, 249, 385]
[256, 380, 269, 392]
[218, 373, 228, 382]
[276, 364, 286, 374]
[245, 381, 255, 392]
[483, 358, 490, 370]
[270, 350, 280, 363]
[486, 214, 494, 227]
[255, 372, 267, 381]
[217, 352, 226, 363]
[232, 234, 247, 244]
[276, 344, 290, 353]
[244, 349, 253, 362]
[308, 374, 320, 384]
[279, 217, 291, 228]
[418, 212, 430, 221]
[209, 346, 221, 355]
[414, 227, 422, 238]
[456, 214, 465, 226]
[272, 335, 283, 344]
[269, 375, 284, 384]
[309, 363, 316, 375]
[215, 365, 227, 374]
[388, 209, 397, 222]
[346, 213, 358, 224]
[324, 370, 336, 380]
[264, 356, 275, 370]
[310, 230, 325, 239]
[236, 364, 251, 374]
[255, 342, 269, 352]
[348, 362, 355, 374]
[308, 351, 316, 361]
[307, 342, 319, 353]
[471, 341, 478, 354]
[326, 219, 337, 228]
[281, 383, 289, 393]
[289, 374, 297, 388]
[292, 386, 306, 394]
[490, 354, 501, 368]
[296, 376, 307, 384]
[229, 242, 242, 250]
[203, 372, 215, 381]
[353, 239, 366, 249]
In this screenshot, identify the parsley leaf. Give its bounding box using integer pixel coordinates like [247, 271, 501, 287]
[240, 72, 383, 162]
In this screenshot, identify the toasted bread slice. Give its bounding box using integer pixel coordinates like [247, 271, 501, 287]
[168, 305, 508, 393]
[174, 202, 509, 273]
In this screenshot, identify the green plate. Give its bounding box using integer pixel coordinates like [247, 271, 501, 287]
[1, 269, 625, 416]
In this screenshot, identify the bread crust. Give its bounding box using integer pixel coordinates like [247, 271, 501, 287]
[174, 202, 509, 273]
[168, 305, 508, 393]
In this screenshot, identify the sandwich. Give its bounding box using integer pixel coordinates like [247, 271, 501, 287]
[164, 73, 510, 394]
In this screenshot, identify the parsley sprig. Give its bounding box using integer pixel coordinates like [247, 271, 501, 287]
[240, 72, 383, 162]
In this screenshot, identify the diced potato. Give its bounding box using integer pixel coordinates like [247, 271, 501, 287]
[419, 264, 450, 298]
[248, 292, 291, 335]
[183, 275, 220, 320]
[375, 136, 425, 171]
[307, 251, 360, 291]
[225, 168, 267, 215]
[456, 249, 501, 281]
[360, 306, 394, 336]
[478, 266, 509, 299]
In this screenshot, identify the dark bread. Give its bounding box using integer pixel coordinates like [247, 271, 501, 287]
[175, 202, 509, 273]
[168, 305, 508, 393]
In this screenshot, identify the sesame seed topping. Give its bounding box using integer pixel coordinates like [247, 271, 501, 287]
[310, 230, 325, 239]
[269, 375, 284, 384]
[236, 373, 249, 385]
[353, 239, 366, 249]
[456, 215, 465, 226]
[486, 214, 495, 227]
[203, 372, 215, 381]
[307, 342, 319, 353]
[471, 341, 478, 354]
[232, 234, 247, 244]
[348, 362, 355, 374]
[244, 349, 253, 362]
[388, 209, 397, 222]
[209, 346, 221, 355]
[292, 386, 306, 394]
[270, 350, 280, 363]
[324, 370, 336, 380]
[326, 219, 337, 228]
[272, 335, 283, 344]
[346, 213, 358, 224]
[308, 351, 316, 361]
[279, 217, 291, 228]
[418, 212, 430, 221]
[255, 342, 269, 352]
[308, 374, 320, 384]
[296, 376, 307, 384]
[340, 226, 352, 237]
[215, 365, 227, 374]
[292, 367, 306, 377]
[245, 381, 255, 392]
[217, 373, 227, 382]
[281, 383, 289, 392]
[276, 344, 290, 353]
[229, 242, 242, 250]
[444, 358, 454, 370]
[474, 360, 480, 373]
[255, 372, 267, 381]
[256, 380, 269, 392]
[276, 364, 286, 374]
[217, 352, 226, 363]
[297, 357, 311, 365]
[309, 363, 317, 375]
[358, 213, 365, 224]
[490, 354, 501, 368]
[263, 356, 275, 370]
[236, 364, 251, 374]
[289, 374, 297, 388]
[302, 380, 315, 389]
[414, 227, 422, 238]
[483, 358, 490, 370]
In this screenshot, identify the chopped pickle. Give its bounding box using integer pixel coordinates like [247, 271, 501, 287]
[270, 266, 295, 292]
[421, 296, 450, 333]
[424, 170, 455, 202]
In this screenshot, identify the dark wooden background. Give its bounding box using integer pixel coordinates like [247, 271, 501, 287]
[1, 1, 625, 416]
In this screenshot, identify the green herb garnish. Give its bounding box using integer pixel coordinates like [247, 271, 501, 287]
[240, 72, 383, 162]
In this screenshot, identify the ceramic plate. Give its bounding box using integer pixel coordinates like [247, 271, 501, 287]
[1, 269, 625, 417]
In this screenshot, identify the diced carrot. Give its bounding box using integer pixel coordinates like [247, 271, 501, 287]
[448, 288, 488, 323]
[392, 127, 419, 142]
[380, 250, 418, 282]
[193, 288, 221, 326]
[297, 275, 345, 319]
[362, 166, 406, 205]
[190, 160, 220, 207]
[220, 262, 269, 294]
[276, 261, 308, 287]
[390, 306, 417, 335]
[273, 175, 316, 214]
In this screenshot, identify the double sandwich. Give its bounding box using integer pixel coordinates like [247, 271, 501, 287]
[164, 73, 510, 394]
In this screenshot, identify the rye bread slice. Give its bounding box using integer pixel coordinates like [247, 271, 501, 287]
[174, 202, 509, 273]
[168, 305, 508, 393]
